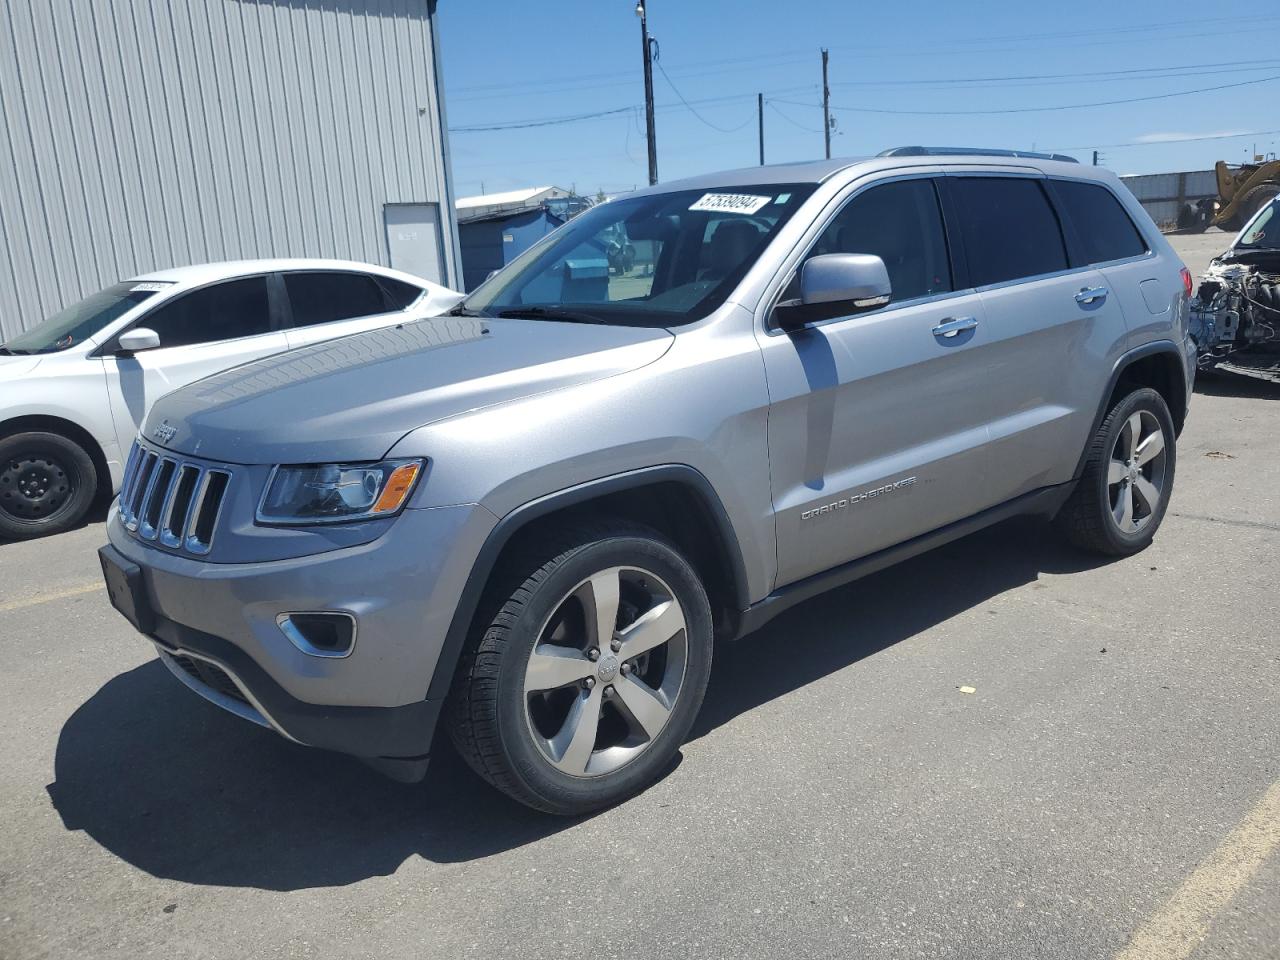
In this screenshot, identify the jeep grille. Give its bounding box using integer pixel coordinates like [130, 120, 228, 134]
[117, 440, 232, 555]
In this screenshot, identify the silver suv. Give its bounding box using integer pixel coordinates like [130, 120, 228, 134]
[100, 150, 1195, 814]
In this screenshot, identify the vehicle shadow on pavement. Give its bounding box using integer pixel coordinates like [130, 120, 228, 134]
[1193, 373, 1280, 400]
[47, 663, 584, 890]
[46, 516, 1107, 891]
[692, 516, 1111, 740]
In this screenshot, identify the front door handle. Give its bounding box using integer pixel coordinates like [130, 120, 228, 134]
[1075, 286, 1109, 304]
[931, 316, 979, 338]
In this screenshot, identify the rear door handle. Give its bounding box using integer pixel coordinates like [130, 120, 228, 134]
[1075, 286, 1109, 304]
[931, 316, 978, 338]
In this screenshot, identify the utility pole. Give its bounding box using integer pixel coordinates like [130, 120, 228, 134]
[758, 93, 764, 165]
[636, 1, 658, 185]
[821, 49, 831, 159]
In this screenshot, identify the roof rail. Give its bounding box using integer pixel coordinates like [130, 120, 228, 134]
[877, 146, 1079, 164]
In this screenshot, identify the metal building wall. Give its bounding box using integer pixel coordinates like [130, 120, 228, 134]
[1119, 170, 1218, 230]
[0, 0, 461, 341]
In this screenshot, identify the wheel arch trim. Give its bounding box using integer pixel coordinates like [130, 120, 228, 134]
[425, 464, 750, 702]
[1075, 339, 1187, 480]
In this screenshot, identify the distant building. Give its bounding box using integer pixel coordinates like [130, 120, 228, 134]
[456, 187, 591, 291]
[0, 0, 461, 340]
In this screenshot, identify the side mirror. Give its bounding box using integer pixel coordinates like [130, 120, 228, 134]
[116, 327, 161, 354]
[776, 254, 892, 330]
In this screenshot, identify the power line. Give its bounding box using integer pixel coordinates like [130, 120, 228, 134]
[780, 73, 1280, 117]
[827, 60, 1280, 88]
[655, 59, 755, 133]
[767, 100, 823, 135]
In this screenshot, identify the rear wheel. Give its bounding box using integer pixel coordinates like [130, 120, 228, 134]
[0, 431, 97, 540]
[447, 522, 713, 815]
[1055, 387, 1176, 556]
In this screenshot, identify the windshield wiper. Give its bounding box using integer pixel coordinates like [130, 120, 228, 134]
[496, 306, 607, 325]
[0, 346, 30, 356]
[445, 305, 489, 318]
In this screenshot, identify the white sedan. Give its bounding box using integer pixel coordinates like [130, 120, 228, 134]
[0, 259, 461, 539]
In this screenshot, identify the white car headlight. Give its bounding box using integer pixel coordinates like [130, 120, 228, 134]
[257, 459, 424, 524]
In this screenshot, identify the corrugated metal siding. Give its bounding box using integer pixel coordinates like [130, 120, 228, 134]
[0, 0, 458, 340]
[1119, 170, 1218, 229]
[1120, 170, 1217, 202]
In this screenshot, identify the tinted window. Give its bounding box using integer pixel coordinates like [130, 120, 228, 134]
[284, 272, 389, 327]
[139, 277, 272, 348]
[950, 177, 1068, 286]
[5, 282, 163, 353]
[375, 276, 425, 309]
[811, 178, 952, 302]
[1053, 180, 1149, 264]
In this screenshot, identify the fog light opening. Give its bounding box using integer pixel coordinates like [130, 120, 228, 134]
[277, 612, 357, 658]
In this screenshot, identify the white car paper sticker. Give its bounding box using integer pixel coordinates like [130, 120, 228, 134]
[130, 281, 175, 292]
[688, 193, 772, 215]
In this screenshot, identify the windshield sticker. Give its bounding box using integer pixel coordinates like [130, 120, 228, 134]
[689, 193, 772, 215]
[129, 281, 175, 292]
[775, 193, 792, 204]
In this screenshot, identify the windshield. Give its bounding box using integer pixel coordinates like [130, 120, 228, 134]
[463, 184, 817, 326]
[1237, 197, 1279, 250]
[2, 281, 165, 354]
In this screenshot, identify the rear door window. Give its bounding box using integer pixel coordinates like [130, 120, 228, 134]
[138, 277, 272, 348]
[1053, 180, 1149, 264]
[283, 272, 391, 327]
[949, 177, 1069, 286]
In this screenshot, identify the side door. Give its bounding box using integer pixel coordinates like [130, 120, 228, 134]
[101, 275, 288, 451]
[279, 271, 418, 349]
[943, 174, 1130, 504]
[758, 175, 1001, 588]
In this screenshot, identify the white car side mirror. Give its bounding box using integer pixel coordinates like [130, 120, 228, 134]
[117, 327, 161, 353]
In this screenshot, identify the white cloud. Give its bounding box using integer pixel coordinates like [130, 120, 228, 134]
[1133, 130, 1252, 144]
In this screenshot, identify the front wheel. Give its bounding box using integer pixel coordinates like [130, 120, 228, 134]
[1055, 387, 1176, 556]
[447, 522, 713, 815]
[0, 431, 98, 540]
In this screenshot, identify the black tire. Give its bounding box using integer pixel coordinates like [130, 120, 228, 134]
[1054, 387, 1176, 556]
[447, 521, 713, 815]
[0, 431, 97, 540]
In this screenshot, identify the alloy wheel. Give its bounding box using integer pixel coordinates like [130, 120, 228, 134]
[1107, 410, 1168, 534]
[523, 565, 688, 778]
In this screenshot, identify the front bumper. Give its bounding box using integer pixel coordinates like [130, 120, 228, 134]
[104, 500, 496, 765]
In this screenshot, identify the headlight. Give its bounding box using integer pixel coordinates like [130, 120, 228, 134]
[257, 459, 424, 524]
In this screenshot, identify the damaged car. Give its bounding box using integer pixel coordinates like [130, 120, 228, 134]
[1191, 196, 1280, 381]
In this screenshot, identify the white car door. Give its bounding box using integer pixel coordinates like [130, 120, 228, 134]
[101, 275, 288, 451]
[278, 271, 422, 349]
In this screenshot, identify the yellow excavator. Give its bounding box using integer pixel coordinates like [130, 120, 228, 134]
[1182, 158, 1280, 233]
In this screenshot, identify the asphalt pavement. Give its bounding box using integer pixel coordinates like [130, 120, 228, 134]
[1, 233, 1277, 960]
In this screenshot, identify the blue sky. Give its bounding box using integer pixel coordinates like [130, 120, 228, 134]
[436, 0, 1280, 198]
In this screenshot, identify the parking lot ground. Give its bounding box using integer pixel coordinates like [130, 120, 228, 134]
[2, 241, 1278, 960]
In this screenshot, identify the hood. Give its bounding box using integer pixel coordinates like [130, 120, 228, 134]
[146, 315, 673, 463]
[0, 354, 43, 380]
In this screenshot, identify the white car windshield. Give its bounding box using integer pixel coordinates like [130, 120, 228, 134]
[2, 281, 164, 354]
[459, 183, 817, 327]
[1237, 198, 1279, 250]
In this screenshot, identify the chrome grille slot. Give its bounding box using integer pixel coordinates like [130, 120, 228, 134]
[160, 465, 201, 548]
[118, 442, 143, 515]
[139, 458, 177, 540]
[124, 452, 158, 530]
[186, 470, 230, 554]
